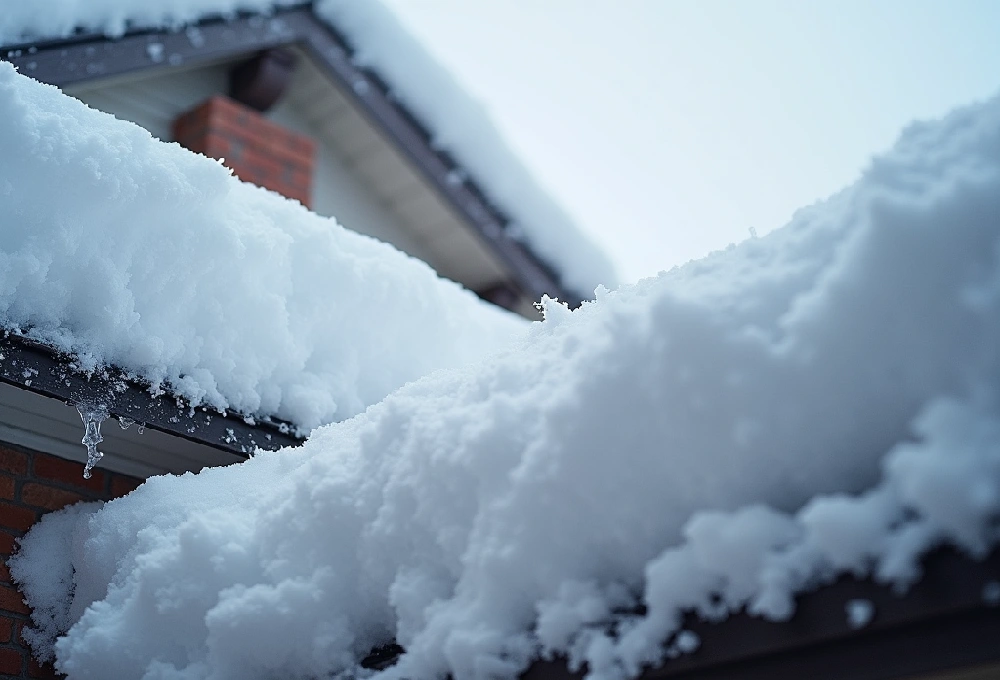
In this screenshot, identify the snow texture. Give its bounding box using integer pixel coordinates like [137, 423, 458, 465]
[844, 599, 874, 630]
[0, 0, 617, 298]
[9, 86, 1000, 680]
[0, 63, 523, 431]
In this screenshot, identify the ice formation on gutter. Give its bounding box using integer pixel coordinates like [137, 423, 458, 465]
[75, 403, 109, 479]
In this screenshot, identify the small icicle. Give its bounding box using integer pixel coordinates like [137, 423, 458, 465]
[75, 402, 110, 479]
[117, 415, 136, 430]
[137, 422, 146, 435]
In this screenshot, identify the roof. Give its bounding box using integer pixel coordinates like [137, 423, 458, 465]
[520, 547, 1000, 680]
[0, 1, 617, 303]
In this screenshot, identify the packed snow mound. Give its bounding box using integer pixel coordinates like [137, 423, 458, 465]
[11, 90, 1000, 680]
[0, 63, 523, 430]
[0, 0, 618, 298]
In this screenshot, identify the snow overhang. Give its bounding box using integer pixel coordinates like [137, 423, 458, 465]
[0, 5, 580, 306]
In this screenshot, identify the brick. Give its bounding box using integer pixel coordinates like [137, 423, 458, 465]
[110, 475, 143, 498]
[0, 475, 13, 501]
[28, 655, 61, 679]
[0, 531, 15, 556]
[0, 585, 29, 615]
[201, 133, 232, 160]
[173, 95, 314, 207]
[0, 615, 11, 642]
[0, 502, 37, 532]
[0, 647, 22, 675]
[33, 454, 105, 493]
[0, 447, 28, 476]
[20, 485, 84, 513]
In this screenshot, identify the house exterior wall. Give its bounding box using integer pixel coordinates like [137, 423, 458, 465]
[0, 441, 142, 679]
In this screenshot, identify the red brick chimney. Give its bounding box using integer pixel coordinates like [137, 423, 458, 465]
[172, 96, 316, 208]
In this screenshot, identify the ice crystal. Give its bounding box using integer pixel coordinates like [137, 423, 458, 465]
[76, 402, 109, 479]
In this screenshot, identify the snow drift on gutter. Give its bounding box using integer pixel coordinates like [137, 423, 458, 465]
[0, 0, 618, 297]
[9, 80, 1000, 679]
[0, 62, 523, 431]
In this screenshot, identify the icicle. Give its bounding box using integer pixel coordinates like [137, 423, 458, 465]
[117, 415, 136, 430]
[75, 402, 110, 479]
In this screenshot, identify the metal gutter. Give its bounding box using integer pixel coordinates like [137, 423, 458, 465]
[0, 334, 302, 456]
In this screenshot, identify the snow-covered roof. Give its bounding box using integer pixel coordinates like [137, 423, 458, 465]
[0, 0, 618, 298]
[0, 62, 523, 433]
[9, 74, 1000, 679]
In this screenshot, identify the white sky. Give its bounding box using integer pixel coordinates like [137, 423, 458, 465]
[385, 0, 1000, 284]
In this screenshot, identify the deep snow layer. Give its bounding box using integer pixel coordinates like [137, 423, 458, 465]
[0, 0, 617, 296]
[10, 88, 1000, 680]
[0, 62, 523, 430]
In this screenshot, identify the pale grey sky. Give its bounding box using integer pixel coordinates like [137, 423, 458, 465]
[385, 0, 1000, 284]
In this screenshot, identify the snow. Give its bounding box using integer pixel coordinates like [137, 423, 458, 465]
[0, 62, 524, 432]
[844, 599, 874, 630]
[8, 84, 1000, 680]
[0, 0, 618, 298]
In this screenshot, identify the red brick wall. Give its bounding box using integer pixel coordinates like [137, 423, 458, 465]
[0, 444, 142, 679]
[172, 95, 316, 208]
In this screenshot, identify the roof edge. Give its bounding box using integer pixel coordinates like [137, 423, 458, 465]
[0, 334, 302, 457]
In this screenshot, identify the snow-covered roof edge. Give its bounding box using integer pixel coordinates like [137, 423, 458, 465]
[314, 1, 618, 297]
[0, 0, 618, 299]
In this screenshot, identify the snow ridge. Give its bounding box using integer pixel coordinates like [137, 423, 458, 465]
[0, 63, 523, 431]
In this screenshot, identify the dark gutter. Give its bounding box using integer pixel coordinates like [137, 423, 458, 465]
[1, 10, 305, 88]
[523, 547, 1000, 680]
[1, 5, 578, 304]
[0, 334, 302, 456]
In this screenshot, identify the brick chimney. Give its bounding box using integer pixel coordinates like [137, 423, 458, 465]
[172, 96, 315, 208]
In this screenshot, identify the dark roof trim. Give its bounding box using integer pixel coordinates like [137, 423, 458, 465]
[1, 5, 577, 304]
[0, 334, 302, 456]
[523, 547, 1000, 680]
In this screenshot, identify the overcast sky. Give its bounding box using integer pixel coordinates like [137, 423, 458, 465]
[384, 0, 1000, 285]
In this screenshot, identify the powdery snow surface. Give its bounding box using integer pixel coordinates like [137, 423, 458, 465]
[0, 0, 617, 298]
[0, 63, 523, 430]
[10, 89, 1000, 680]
